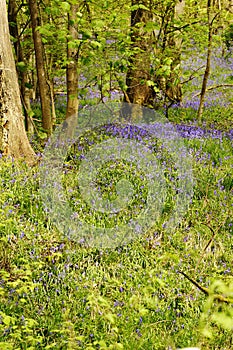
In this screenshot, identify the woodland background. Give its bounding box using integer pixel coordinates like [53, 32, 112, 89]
[0, 1, 233, 349]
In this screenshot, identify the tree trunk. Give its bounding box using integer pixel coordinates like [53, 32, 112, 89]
[8, 0, 34, 133]
[0, 0, 35, 162]
[124, 0, 153, 108]
[28, 0, 52, 134]
[229, 0, 233, 13]
[198, 0, 219, 119]
[124, 0, 184, 117]
[164, 0, 184, 106]
[66, 3, 79, 119]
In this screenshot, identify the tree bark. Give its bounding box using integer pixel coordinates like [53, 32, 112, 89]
[0, 0, 35, 162]
[124, 0, 153, 108]
[66, 3, 79, 119]
[124, 0, 184, 117]
[28, 0, 52, 134]
[164, 0, 184, 106]
[198, 1, 219, 119]
[8, 0, 34, 133]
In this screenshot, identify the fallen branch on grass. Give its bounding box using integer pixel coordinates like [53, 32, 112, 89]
[179, 270, 232, 304]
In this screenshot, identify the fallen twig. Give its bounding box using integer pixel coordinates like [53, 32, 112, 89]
[179, 270, 232, 304]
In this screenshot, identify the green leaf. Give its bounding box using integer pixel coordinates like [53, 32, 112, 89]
[138, 307, 149, 316]
[39, 131, 48, 139]
[144, 21, 160, 32]
[25, 318, 38, 327]
[80, 29, 92, 40]
[146, 80, 155, 87]
[1, 313, 13, 326]
[164, 58, 173, 65]
[109, 344, 123, 350]
[98, 295, 110, 307]
[16, 61, 27, 72]
[37, 26, 53, 37]
[91, 41, 102, 49]
[60, 2, 70, 12]
[0, 343, 14, 350]
[212, 312, 233, 330]
[45, 343, 59, 349]
[153, 86, 160, 93]
[131, 4, 149, 11]
[94, 340, 107, 348]
[104, 313, 115, 324]
[28, 110, 35, 118]
[67, 39, 81, 49]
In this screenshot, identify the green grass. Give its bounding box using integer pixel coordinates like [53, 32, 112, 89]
[168, 105, 233, 132]
[0, 111, 233, 349]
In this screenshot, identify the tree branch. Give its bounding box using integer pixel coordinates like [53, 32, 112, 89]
[193, 84, 233, 97]
[179, 271, 232, 304]
[181, 65, 205, 85]
[167, 21, 200, 34]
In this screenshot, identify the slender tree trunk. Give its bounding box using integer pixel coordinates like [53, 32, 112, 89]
[50, 80, 57, 126]
[66, 3, 79, 119]
[198, 1, 219, 119]
[0, 0, 35, 162]
[28, 0, 52, 134]
[165, 0, 185, 107]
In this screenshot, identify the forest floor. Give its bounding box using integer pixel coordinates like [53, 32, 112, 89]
[0, 50, 232, 349]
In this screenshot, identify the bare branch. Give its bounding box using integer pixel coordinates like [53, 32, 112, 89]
[181, 65, 205, 85]
[179, 271, 232, 304]
[193, 84, 233, 97]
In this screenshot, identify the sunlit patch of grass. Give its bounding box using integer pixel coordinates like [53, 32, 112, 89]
[168, 105, 233, 132]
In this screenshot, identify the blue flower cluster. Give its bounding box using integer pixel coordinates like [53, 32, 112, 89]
[101, 122, 233, 141]
[101, 123, 149, 141]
